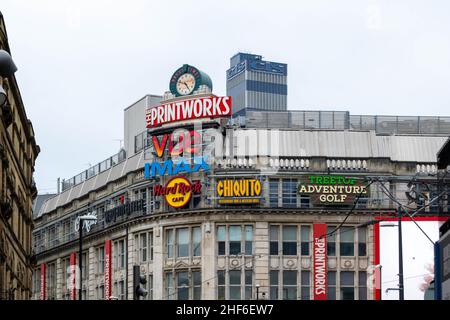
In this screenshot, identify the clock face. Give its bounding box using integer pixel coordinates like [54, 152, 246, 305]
[176, 73, 196, 96]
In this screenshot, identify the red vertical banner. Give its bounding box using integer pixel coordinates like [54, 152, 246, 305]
[104, 240, 112, 300]
[373, 219, 381, 300]
[69, 252, 77, 300]
[40, 263, 46, 300]
[313, 224, 327, 300]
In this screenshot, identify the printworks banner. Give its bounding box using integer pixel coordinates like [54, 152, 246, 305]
[105, 240, 112, 300]
[40, 263, 46, 300]
[69, 252, 77, 300]
[146, 96, 232, 128]
[313, 224, 327, 300]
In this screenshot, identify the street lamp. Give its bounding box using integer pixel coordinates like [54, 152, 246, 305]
[256, 284, 260, 300]
[75, 213, 97, 300]
[0, 49, 17, 77]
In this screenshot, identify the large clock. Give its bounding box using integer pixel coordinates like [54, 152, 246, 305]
[169, 64, 212, 97]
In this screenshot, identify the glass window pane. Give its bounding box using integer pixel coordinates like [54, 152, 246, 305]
[301, 226, 310, 242]
[301, 287, 310, 300]
[218, 271, 225, 285]
[328, 287, 336, 300]
[229, 286, 241, 300]
[270, 287, 278, 300]
[340, 272, 354, 286]
[229, 226, 241, 241]
[283, 271, 297, 285]
[217, 226, 225, 241]
[327, 271, 336, 285]
[301, 271, 310, 285]
[245, 226, 253, 241]
[341, 287, 354, 300]
[341, 227, 354, 242]
[283, 226, 297, 241]
[283, 242, 297, 255]
[270, 226, 279, 241]
[270, 270, 278, 285]
[218, 242, 226, 255]
[270, 242, 279, 255]
[245, 271, 252, 285]
[193, 271, 201, 286]
[229, 242, 241, 255]
[229, 271, 241, 285]
[340, 243, 354, 256]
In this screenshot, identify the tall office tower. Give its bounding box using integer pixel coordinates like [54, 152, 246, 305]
[226, 53, 287, 115]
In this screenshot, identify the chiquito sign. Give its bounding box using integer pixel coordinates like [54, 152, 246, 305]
[298, 175, 368, 205]
[146, 96, 232, 128]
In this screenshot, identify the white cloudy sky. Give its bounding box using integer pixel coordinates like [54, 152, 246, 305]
[1, 0, 450, 193]
[380, 221, 440, 300]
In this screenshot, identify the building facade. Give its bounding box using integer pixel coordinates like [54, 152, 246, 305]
[32, 65, 450, 301]
[0, 12, 40, 300]
[226, 53, 287, 115]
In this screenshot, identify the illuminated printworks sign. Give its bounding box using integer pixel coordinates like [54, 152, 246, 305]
[154, 176, 202, 208]
[313, 224, 327, 300]
[216, 179, 261, 204]
[145, 96, 232, 128]
[298, 175, 368, 205]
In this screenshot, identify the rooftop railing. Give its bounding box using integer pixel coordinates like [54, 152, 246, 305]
[61, 149, 126, 192]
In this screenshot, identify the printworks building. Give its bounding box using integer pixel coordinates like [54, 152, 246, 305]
[31, 64, 450, 300]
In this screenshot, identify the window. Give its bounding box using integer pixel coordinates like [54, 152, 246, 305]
[166, 229, 174, 258]
[47, 262, 57, 300]
[283, 271, 297, 300]
[340, 272, 354, 300]
[217, 226, 226, 256]
[244, 226, 253, 255]
[177, 271, 189, 300]
[96, 284, 105, 300]
[192, 227, 201, 256]
[327, 271, 336, 300]
[300, 195, 310, 208]
[217, 225, 253, 256]
[229, 270, 241, 300]
[327, 226, 336, 256]
[301, 226, 310, 256]
[113, 239, 126, 269]
[340, 227, 354, 256]
[165, 270, 201, 300]
[358, 227, 367, 256]
[193, 271, 201, 300]
[96, 246, 105, 274]
[270, 270, 279, 300]
[165, 272, 174, 300]
[144, 274, 153, 300]
[269, 179, 279, 207]
[229, 226, 241, 255]
[270, 226, 279, 255]
[218, 270, 225, 300]
[245, 270, 253, 300]
[282, 226, 297, 255]
[301, 271, 310, 300]
[139, 233, 148, 262]
[282, 179, 297, 208]
[61, 257, 70, 299]
[82, 252, 88, 279]
[359, 272, 367, 300]
[166, 227, 201, 259]
[33, 268, 41, 296]
[114, 280, 125, 300]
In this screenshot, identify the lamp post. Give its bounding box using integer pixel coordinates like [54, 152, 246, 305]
[75, 213, 97, 300]
[397, 206, 405, 300]
[256, 284, 260, 300]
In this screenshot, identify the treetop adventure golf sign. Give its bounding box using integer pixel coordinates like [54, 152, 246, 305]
[146, 96, 232, 128]
[298, 175, 368, 205]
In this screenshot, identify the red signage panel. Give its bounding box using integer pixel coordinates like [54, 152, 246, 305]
[40, 263, 46, 300]
[313, 223, 327, 300]
[146, 96, 232, 128]
[69, 252, 77, 300]
[105, 240, 112, 300]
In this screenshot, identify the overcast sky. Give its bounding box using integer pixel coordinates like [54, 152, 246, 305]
[2, 0, 450, 193]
